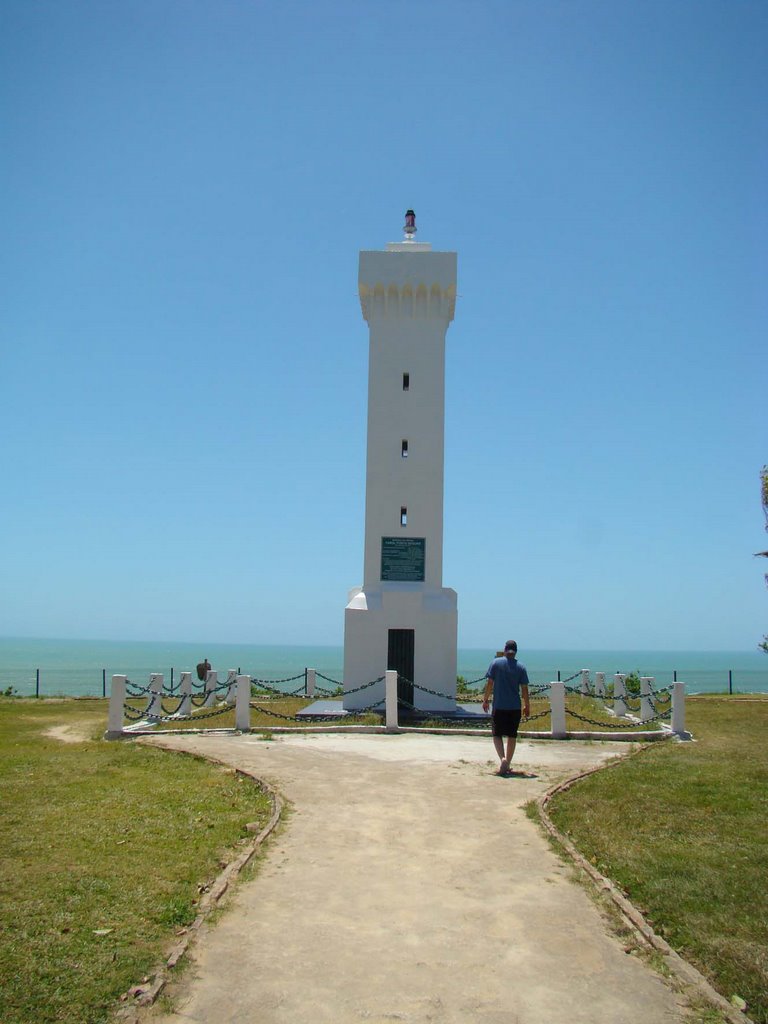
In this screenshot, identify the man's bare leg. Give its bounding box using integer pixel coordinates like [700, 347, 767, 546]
[493, 735, 505, 766]
[505, 736, 517, 765]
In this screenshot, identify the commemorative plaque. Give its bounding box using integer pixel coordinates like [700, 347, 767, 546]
[381, 537, 426, 582]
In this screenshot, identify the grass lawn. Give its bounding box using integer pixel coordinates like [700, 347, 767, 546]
[0, 698, 273, 1024]
[546, 697, 768, 1023]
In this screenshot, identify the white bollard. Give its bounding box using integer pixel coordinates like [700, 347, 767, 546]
[106, 675, 126, 738]
[147, 673, 164, 719]
[640, 677, 654, 722]
[595, 672, 606, 698]
[580, 669, 590, 696]
[672, 682, 686, 735]
[385, 670, 399, 731]
[235, 675, 251, 732]
[614, 673, 627, 717]
[550, 682, 566, 738]
[177, 671, 192, 717]
[204, 670, 217, 708]
[306, 669, 316, 698]
[225, 669, 237, 705]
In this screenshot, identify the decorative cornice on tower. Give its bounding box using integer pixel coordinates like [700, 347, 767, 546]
[358, 281, 457, 322]
[358, 248, 458, 324]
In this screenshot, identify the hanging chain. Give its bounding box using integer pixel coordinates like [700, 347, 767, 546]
[250, 672, 306, 686]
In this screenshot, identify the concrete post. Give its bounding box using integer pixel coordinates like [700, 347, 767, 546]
[106, 675, 126, 739]
[177, 671, 192, 717]
[595, 672, 606, 698]
[147, 674, 163, 719]
[640, 677, 654, 722]
[550, 682, 566, 739]
[204, 670, 217, 708]
[580, 669, 590, 695]
[225, 670, 237, 705]
[385, 670, 399, 731]
[614, 673, 627, 718]
[235, 675, 250, 732]
[672, 682, 686, 735]
[306, 669, 316, 698]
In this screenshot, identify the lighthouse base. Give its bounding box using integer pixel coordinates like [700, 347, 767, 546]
[343, 585, 457, 713]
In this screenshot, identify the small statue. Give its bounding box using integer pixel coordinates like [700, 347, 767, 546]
[404, 209, 416, 237]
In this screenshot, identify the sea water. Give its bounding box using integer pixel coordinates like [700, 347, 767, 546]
[1, 636, 766, 698]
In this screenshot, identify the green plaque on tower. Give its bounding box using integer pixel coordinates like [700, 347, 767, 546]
[381, 537, 426, 582]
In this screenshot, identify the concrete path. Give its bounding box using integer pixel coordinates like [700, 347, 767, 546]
[143, 732, 687, 1024]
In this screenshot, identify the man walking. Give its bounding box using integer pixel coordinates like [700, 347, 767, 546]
[482, 640, 530, 775]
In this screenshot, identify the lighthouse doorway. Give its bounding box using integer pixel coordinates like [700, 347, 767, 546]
[387, 629, 415, 707]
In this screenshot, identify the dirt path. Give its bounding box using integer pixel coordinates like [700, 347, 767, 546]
[44, 722, 94, 743]
[143, 732, 687, 1024]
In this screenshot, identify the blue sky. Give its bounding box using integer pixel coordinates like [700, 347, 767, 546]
[1, 0, 765, 651]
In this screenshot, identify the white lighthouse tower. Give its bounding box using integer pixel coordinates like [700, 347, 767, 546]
[343, 212, 458, 714]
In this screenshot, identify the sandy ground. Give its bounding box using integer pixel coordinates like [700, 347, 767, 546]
[44, 722, 94, 743]
[141, 732, 688, 1024]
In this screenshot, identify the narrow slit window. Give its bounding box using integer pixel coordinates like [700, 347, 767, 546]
[400, 506, 407, 527]
[402, 372, 410, 391]
[401, 439, 408, 458]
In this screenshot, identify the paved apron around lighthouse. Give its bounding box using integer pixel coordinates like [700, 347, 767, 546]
[142, 733, 688, 1024]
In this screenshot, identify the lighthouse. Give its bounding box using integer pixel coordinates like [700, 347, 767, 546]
[343, 213, 458, 713]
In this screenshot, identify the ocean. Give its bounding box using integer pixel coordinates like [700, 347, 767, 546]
[1, 636, 766, 698]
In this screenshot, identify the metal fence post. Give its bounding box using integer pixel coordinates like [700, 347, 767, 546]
[595, 672, 605, 698]
[204, 670, 217, 708]
[102, 668, 106, 698]
[147, 674, 163, 719]
[580, 669, 590, 695]
[178, 671, 192, 717]
[614, 673, 627, 718]
[235, 675, 251, 732]
[306, 669, 316, 698]
[640, 677, 654, 722]
[385, 670, 399, 731]
[550, 681, 566, 738]
[36, 668, 40, 698]
[106, 675, 126, 739]
[672, 682, 686, 736]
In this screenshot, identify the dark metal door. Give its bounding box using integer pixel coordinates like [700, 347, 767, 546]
[388, 629, 415, 706]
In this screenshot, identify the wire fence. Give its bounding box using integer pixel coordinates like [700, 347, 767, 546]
[4, 663, 766, 699]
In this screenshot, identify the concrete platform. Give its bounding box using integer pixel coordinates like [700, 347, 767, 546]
[296, 699, 356, 718]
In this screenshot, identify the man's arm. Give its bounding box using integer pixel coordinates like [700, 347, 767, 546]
[482, 677, 493, 713]
[521, 684, 530, 718]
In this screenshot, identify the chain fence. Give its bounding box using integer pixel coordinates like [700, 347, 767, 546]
[251, 672, 306, 687]
[566, 706, 673, 729]
[122, 699, 236, 726]
[115, 668, 678, 734]
[248, 676, 385, 723]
